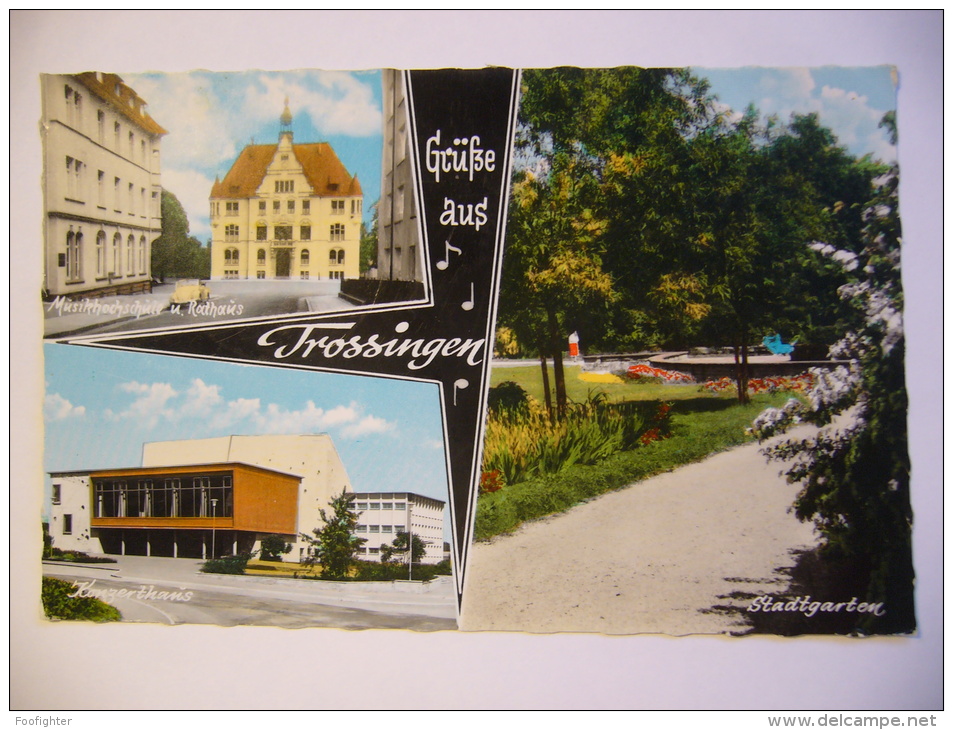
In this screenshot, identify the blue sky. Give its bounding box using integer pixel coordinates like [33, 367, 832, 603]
[43, 343, 450, 536]
[693, 66, 897, 161]
[124, 69, 383, 243]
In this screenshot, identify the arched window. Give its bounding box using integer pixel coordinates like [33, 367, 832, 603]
[127, 235, 135, 275]
[112, 233, 122, 276]
[65, 230, 82, 281]
[257, 248, 266, 265]
[300, 249, 309, 265]
[139, 236, 147, 274]
[329, 248, 344, 265]
[225, 248, 239, 263]
[96, 231, 106, 277]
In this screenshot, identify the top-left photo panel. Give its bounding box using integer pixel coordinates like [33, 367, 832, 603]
[42, 69, 427, 339]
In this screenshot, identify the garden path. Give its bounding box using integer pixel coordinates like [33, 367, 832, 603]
[459, 423, 820, 635]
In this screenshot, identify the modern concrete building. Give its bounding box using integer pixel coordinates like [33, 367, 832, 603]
[352, 491, 445, 565]
[41, 72, 166, 299]
[48, 434, 353, 562]
[209, 101, 362, 282]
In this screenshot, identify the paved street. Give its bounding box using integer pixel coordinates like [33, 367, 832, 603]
[44, 279, 358, 338]
[43, 555, 457, 630]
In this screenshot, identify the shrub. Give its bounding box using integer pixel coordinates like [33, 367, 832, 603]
[487, 381, 531, 417]
[259, 534, 292, 562]
[42, 577, 121, 622]
[201, 552, 255, 575]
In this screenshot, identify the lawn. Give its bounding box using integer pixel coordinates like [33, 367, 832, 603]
[477, 363, 797, 540]
[491, 363, 709, 404]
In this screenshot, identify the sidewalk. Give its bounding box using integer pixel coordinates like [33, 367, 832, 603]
[43, 284, 175, 338]
[43, 554, 457, 619]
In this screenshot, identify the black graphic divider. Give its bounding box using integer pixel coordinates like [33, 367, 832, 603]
[67, 68, 521, 607]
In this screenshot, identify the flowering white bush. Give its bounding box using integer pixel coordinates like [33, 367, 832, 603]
[750, 144, 914, 633]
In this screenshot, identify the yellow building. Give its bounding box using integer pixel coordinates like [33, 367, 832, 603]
[41, 72, 166, 298]
[209, 102, 362, 281]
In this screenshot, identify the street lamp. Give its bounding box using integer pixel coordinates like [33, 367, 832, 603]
[210, 498, 218, 560]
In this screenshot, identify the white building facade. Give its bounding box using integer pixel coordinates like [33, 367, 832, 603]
[352, 492, 445, 564]
[41, 72, 165, 299]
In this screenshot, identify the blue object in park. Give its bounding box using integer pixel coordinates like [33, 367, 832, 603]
[763, 333, 796, 356]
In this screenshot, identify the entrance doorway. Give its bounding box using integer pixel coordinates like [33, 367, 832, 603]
[275, 249, 291, 278]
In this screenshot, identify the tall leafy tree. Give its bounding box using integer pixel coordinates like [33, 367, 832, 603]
[151, 189, 210, 280]
[300, 490, 365, 579]
[380, 531, 427, 565]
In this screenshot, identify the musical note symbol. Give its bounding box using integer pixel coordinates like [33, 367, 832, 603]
[461, 282, 475, 311]
[436, 240, 462, 270]
[453, 378, 469, 406]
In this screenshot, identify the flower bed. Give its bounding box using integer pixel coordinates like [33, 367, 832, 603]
[626, 363, 695, 384]
[701, 372, 814, 394]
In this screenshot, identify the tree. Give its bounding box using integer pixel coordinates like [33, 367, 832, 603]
[750, 120, 912, 632]
[359, 200, 379, 274]
[380, 530, 427, 565]
[151, 189, 211, 280]
[259, 534, 292, 562]
[299, 490, 365, 579]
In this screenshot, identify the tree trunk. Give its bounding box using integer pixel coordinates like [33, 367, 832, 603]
[734, 326, 751, 404]
[539, 350, 553, 419]
[547, 307, 568, 419]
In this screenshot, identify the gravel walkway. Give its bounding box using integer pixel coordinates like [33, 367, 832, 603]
[460, 426, 820, 635]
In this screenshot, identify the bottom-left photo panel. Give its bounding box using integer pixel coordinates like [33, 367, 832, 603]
[41, 343, 457, 630]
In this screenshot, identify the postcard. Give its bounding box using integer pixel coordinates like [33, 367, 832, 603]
[40, 65, 913, 636]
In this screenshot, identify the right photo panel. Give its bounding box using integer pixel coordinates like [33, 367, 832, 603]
[461, 65, 914, 637]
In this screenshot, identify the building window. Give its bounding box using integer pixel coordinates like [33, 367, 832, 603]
[274, 225, 292, 241]
[257, 248, 266, 265]
[396, 188, 404, 219]
[257, 225, 267, 241]
[288, 200, 296, 214]
[355, 525, 367, 533]
[256, 271, 266, 279]
[329, 248, 345, 265]
[330, 224, 345, 242]
[52, 484, 61, 505]
[225, 224, 239, 240]
[224, 247, 239, 264]
[300, 249, 310, 265]
[97, 170, 105, 206]
[126, 235, 135, 275]
[153, 191, 160, 218]
[65, 157, 83, 200]
[224, 270, 239, 279]
[300, 271, 309, 280]
[141, 139, 147, 165]
[140, 188, 146, 217]
[65, 230, 82, 281]
[302, 200, 310, 214]
[394, 502, 405, 510]
[331, 200, 345, 215]
[112, 233, 122, 276]
[139, 236, 148, 274]
[114, 122, 121, 149]
[329, 271, 343, 281]
[62, 514, 72, 535]
[128, 131, 135, 157]
[300, 225, 311, 241]
[114, 177, 121, 211]
[382, 525, 393, 534]
[369, 502, 380, 510]
[128, 183, 135, 214]
[369, 525, 380, 533]
[225, 201, 239, 216]
[355, 502, 368, 510]
[97, 110, 105, 143]
[96, 231, 106, 277]
[368, 547, 380, 555]
[275, 180, 294, 193]
[259, 200, 266, 214]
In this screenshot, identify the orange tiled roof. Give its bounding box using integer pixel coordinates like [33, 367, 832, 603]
[211, 142, 363, 200]
[74, 72, 167, 136]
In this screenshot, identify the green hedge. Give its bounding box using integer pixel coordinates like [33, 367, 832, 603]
[42, 577, 121, 622]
